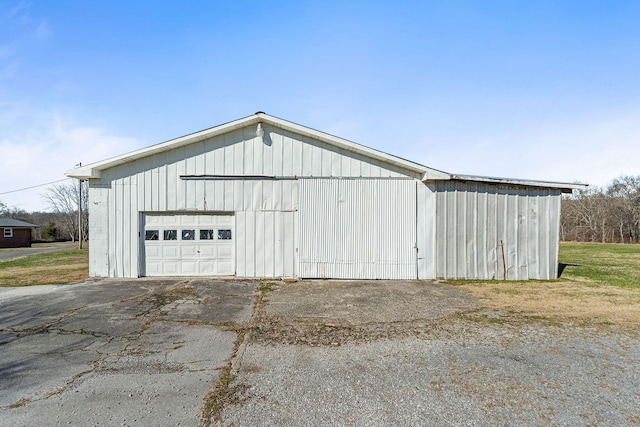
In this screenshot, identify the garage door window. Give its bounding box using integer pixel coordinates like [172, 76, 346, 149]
[164, 230, 177, 240]
[182, 230, 195, 240]
[200, 229, 214, 240]
[218, 229, 232, 240]
[145, 230, 159, 240]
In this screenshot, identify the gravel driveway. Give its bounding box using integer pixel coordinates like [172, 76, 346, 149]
[220, 280, 640, 426]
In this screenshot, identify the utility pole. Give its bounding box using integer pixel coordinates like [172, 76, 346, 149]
[77, 162, 83, 250]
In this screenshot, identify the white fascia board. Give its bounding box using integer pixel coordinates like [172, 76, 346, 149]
[65, 115, 262, 179]
[65, 167, 100, 179]
[448, 173, 588, 192]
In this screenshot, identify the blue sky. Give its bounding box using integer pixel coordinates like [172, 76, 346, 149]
[1, 1, 639, 211]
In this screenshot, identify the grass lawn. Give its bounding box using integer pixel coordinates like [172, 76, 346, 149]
[559, 242, 640, 288]
[0, 248, 89, 287]
[453, 242, 640, 326]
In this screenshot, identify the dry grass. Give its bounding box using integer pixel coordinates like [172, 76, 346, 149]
[457, 281, 640, 325]
[452, 242, 640, 326]
[0, 249, 89, 287]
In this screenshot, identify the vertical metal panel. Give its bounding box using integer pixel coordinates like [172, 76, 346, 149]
[234, 209, 296, 278]
[516, 187, 529, 279]
[245, 210, 256, 276]
[299, 179, 417, 280]
[435, 181, 563, 280]
[416, 182, 436, 279]
[94, 123, 426, 279]
[88, 186, 109, 276]
[235, 211, 247, 276]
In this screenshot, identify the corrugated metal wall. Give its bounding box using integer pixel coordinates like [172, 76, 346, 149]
[434, 181, 561, 280]
[298, 179, 418, 279]
[89, 122, 564, 280]
[89, 123, 421, 278]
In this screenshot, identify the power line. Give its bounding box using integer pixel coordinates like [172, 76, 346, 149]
[0, 178, 72, 195]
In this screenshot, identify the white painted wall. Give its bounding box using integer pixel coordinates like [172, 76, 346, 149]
[88, 187, 109, 276]
[87, 122, 563, 280]
[88, 124, 422, 278]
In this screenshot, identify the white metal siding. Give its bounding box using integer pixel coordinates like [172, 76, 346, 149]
[88, 186, 109, 276]
[434, 181, 561, 280]
[299, 179, 417, 279]
[235, 210, 296, 278]
[416, 183, 436, 279]
[91, 124, 421, 278]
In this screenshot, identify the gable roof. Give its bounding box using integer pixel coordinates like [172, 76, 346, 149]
[0, 218, 39, 228]
[65, 112, 587, 192]
[65, 112, 450, 181]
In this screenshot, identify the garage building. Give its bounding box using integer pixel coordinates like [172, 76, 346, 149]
[67, 112, 585, 280]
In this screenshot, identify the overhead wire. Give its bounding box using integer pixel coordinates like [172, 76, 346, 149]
[0, 178, 72, 195]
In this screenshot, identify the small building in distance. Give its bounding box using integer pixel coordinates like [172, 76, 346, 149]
[0, 218, 39, 248]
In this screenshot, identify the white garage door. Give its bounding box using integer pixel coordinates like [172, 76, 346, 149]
[142, 214, 235, 276]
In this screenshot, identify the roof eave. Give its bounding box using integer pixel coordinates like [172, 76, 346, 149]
[448, 174, 589, 193]
[66, 115, 262, 179]
[261, 114, 435, 176]
[66, 112, 441, 179]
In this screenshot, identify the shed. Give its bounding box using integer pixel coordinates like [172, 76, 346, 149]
[66, 112, 586, 280]
[0, 218, 39, 248]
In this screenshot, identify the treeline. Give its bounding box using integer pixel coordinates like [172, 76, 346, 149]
[561, 175, 640, 243]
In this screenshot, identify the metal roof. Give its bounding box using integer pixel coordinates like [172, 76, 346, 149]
[65, 112, 587, 192]
[447, 174, 588, 193]
[0, 218, 39, 228]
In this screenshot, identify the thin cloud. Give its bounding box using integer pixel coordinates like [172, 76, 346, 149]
[34, 20, 52, 39]
[0, 114, 143, 211]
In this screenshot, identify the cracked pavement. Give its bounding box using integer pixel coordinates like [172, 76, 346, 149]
[0, 278, 257, 426]
[2, 278, 639, 426]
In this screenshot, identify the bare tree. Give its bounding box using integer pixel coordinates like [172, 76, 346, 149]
[607, 175, 640, 243]
[561, 175, 640, 243]
[41, 181, 88, 241]
[0, 200, 28, 219]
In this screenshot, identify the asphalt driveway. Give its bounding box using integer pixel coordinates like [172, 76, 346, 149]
[0, 278, 257, 426]
[1, 278, 639, 426]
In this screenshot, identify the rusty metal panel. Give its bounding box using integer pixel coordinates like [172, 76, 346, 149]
[298, 178, 417, 279]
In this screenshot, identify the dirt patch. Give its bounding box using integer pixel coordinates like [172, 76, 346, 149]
[456, 280, 640, 326]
